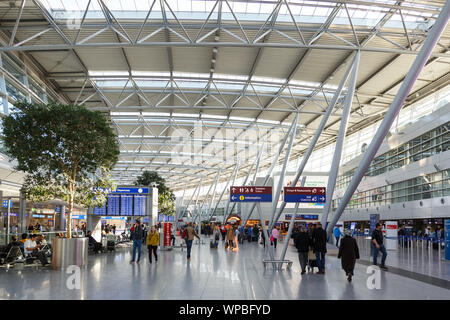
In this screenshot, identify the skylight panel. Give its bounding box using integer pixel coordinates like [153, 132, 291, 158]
[260, 3, 275, 14]
[314, 7, 330, 16]
[173, 113, 199, 118]
[301, 5, 315, 16]
[107, 0, 123, 11]
[192, 0, 205, 12]
[178, 0, 191, 11]
[233, 1, 248, 14]
[89, 70, 129, 76]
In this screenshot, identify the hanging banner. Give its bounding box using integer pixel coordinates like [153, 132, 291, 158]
[164, 222, 172, 247]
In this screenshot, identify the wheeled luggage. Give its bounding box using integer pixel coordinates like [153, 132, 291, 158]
[307, 250, 317, 272]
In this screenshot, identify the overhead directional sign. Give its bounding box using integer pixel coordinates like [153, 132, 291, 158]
[230, 186, 272, 202]
[284, 187, 326, 203]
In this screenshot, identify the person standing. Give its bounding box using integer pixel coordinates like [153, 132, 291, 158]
[338, 229, 360, 282]
[372, 223, 388, 270]
[185, 222, 200, 261]
[226, 225, 235, 250]
[311, 222, 327, 274]
[130, 220, 144, 263]
[146, 226, 160, 263]
[271, 226, 279, 249]
[333, 225, 342, 247]
[293, 226, 310, 275]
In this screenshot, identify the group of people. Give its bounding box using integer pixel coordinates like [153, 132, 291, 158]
[0, 233, 49, 266]
[292, 222, 388, 282]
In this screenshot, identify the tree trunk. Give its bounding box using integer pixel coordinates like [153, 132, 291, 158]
[67, 191, 74, 238]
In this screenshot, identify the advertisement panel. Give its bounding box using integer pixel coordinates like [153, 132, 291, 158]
[385, 221, 398, 250]
[164, 222, 172, 247]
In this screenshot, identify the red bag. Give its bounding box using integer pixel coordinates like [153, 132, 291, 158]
[270, 235, 274, 242]
[181, 228, 188, 239]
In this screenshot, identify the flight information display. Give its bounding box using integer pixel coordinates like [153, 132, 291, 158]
[107, 194, 120, 216]
[93, 188, 149, 216]
[93, 205, 106, 216]
[134, 195, 146, 216]
[120, 195, 133, 216]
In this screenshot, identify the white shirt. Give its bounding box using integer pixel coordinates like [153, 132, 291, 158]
[23, 239, 37, 257]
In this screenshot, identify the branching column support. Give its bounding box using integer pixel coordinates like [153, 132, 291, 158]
[326, 1, 450, 235]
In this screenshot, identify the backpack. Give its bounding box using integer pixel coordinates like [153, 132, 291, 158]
[181, 228, 188, 239]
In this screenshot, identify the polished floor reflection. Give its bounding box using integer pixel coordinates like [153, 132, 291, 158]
[0, 238, 449, 300]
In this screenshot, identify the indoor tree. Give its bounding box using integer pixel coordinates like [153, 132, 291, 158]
[1, 100, 120, 238]
[134, 171, 176, 216]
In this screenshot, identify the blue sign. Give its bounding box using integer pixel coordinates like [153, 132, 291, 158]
[285, 214, 318, 220]
[112, 187, 149, 194]
[230, 194, 272, 202]
[284, 194, 326, 203]
[72, 215, 86, 219]
[445, 219, 450, 261]
[55, 206, 60, 213]
[102, 216, 126, 220]
[370, 214, 379, 235]
[230, 186, 272, 203]
[3, 200, 13, 208]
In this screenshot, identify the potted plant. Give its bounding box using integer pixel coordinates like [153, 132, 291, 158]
[1, 101, 119, 268]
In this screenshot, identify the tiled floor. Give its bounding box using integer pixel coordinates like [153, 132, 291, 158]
[353, 236, 450, 281]
[0, 237, 449, 300]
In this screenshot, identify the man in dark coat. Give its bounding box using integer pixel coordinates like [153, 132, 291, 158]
[311, 222, 327, 274]
[294, 226, 311, 275]
[338, 229, 360, 282]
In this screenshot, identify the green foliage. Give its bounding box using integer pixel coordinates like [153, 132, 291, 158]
[1, 100, 120, 236]
[134, 170, 176, 216]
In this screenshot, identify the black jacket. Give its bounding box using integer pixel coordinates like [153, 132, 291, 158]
[131, 225, 144, 241]
[338, 235, 360, 272]
[311, 227, 327, 253]
[294, 231, 310, 252]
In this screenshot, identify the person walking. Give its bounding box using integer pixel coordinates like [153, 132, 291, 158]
[333, 225, 342, 247]
[372, 223, 388, 270]
[271, 226, 279, 248]
[311, 222, 327, 274]
[130, 220, 144, 263]
[294, 226, 310, 275]
[226, 225, 235, 250]
[338, 229, 360, 282]
[185, 222, 200, 261]
[146, 226, 159, 263]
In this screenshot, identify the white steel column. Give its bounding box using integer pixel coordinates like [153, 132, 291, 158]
[326, 1, 450, 235]
[279, 176, 307, 266]
[320, 51, 360, 227]
[241, 116, 297, 226]
[269, 112, 299, 230]
[222, 161, 240, 224]
[271, 52, 358, 227]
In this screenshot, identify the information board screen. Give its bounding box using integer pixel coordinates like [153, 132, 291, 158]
[93, 205, 106, 216]
[107, 194, 120, 216]
[134, 195, 146, 216]
[120, 195, 133, 216]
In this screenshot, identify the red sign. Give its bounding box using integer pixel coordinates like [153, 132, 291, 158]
[164, 222, 172, 247]
[386, 225, 397, 230]
[284, 187, 326, 195]
[230, 186, 272, 194]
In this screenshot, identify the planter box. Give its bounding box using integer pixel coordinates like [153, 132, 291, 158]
[51, 237, 88, 269]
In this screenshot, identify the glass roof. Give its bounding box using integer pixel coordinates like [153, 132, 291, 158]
[41, 0, 437, 29]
